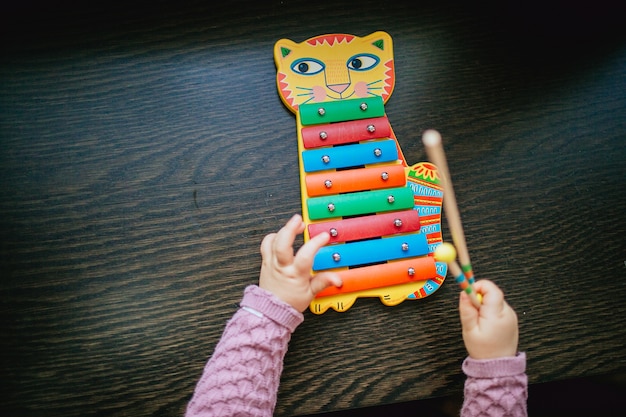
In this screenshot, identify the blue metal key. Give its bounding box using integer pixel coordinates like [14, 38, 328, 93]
[301, 139, 398, 172]
[312, 233, 429, 271]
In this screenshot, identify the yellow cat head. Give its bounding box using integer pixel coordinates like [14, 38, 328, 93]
[274, 31, 395, 113]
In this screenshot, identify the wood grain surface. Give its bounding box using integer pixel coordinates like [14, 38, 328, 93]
[2, 1, 626, 416]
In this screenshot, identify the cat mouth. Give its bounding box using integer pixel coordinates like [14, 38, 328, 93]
[326, 89, 355, 100]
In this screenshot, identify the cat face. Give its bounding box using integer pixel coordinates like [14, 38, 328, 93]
[274, 32, 395, 113]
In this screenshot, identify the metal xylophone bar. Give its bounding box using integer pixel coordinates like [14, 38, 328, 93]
[307, 209, 421, 243]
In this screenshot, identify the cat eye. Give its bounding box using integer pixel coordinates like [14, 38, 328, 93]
[346, 54, 379, 71]
[291, 58, 325, 75]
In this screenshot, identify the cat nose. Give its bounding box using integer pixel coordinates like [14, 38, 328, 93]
[327, 83, 350, 94]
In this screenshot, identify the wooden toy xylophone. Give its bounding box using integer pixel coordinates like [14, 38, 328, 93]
[274, 32, 447, 314]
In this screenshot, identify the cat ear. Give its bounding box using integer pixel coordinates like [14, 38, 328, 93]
[274, 38, 298, 65]
[363, 31, 393, 52]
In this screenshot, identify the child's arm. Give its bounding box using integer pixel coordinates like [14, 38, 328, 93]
[185, 215, 341, 417]
[459, 279, 528, 417]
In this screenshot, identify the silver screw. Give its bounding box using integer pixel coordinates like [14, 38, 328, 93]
[321, 155, 330, 164]
[387, 195, 395, 203]
[394, 219, 403, 227]
[318, 108, 326, 116]
[332, 253, 341, 262]
[319, 131, 328, 140]
[324, 180, 332, 188]
[360, 102, 368, 111]
[327, 203, 335, 212]
[373, 148, 382, 157]
[367, 124, 376, 133]
[401, 243, 409, 251]
[329, 228, 338, 237]
[381, 172, 389, 180]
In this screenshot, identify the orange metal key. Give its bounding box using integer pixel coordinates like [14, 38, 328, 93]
[315, 257, 437, 298]
[305, 164, 406, 196]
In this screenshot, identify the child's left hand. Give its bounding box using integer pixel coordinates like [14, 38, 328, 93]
[259, 214, 343, 312]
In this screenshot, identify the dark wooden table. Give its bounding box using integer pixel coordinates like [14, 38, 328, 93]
[2, 1, 625, 416]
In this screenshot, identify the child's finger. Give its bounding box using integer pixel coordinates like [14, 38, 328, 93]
[260, 233, 277, 260]
[293, 231, 330, 274]
[272, 214, 304, 266]
[473, 280, 505, 317]
[309, 271, 343, 295]
[459, 291, 479, 331]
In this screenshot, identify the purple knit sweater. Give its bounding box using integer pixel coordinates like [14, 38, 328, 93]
[186, 286, 527, 417]
[462, 353, 527, 416]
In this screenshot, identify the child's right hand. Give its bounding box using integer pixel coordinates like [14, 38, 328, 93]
[459, 279, 519, 359]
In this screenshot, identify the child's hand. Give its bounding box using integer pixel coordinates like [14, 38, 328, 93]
[459, 279, 519, 359]
[259, 214, 343, 312]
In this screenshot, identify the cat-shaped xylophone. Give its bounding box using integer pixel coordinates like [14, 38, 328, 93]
[273, 32, 446, 314]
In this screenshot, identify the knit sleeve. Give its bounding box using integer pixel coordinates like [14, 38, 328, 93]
[461, 352, 528, 417]
[185, 285, 304, 417]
